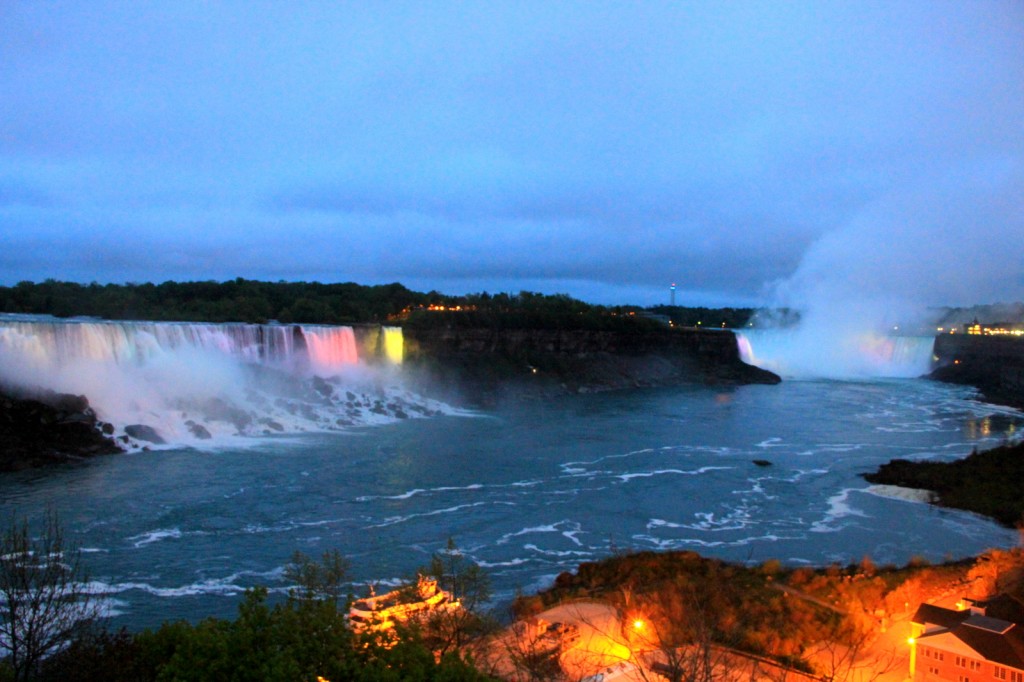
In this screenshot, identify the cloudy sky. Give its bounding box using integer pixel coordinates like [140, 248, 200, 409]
[1, 1, 1022, 309]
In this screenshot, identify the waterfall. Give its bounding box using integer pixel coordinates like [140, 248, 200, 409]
[383, 326, 404, 364]
[738, 329, 935, 379]
[0, 316, 425, 447]
[0, 319, 305, 370]
[300, 325, 359, 373]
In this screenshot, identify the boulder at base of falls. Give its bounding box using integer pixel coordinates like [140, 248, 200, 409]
[125, 424, 167, 445]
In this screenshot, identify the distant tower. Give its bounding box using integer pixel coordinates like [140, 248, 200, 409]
[670, 283, 676, 307]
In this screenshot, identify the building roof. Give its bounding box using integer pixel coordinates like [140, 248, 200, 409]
[914, 596, 1024, 671]
[912, 603, 970, 630]
[953, 618, 1024, 669]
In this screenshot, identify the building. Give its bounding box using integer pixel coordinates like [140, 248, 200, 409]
[962, 319, 1024, 336]
[909, 595, 1024, 681]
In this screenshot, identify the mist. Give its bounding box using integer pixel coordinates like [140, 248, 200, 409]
[744, 167, 1024, 379]
[0, 320, 451, 448]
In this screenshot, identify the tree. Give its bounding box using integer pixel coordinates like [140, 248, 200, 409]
[0, 511, 101, 682]
[419, 538, 496, 657]
[619, 588, 730, 682]
[284, 549, 351, 605]
[500, 617, 568, 682]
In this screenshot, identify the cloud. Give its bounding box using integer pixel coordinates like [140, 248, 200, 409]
[0, 1, 1021, 305]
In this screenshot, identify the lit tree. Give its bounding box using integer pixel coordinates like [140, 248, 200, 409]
[622, 589, 728, 682]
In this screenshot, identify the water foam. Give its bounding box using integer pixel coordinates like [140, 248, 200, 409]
[0, 316, 453, 447]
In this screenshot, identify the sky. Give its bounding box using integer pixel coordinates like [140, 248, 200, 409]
[1, 1, 1022, 311]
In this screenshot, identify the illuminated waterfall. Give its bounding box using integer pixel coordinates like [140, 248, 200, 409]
[0, 317, 428, 445]
[300, 325, 359, 374]
[738, 329, 935, 378]
[0, 319, 303, 371]
[383, 326, 404, 364]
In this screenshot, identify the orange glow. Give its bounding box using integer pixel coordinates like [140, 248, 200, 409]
[633, 619, 644, 630]
[907, 637, 915, 646]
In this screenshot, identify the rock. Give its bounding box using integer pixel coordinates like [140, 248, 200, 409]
[753, 459, 772, 467]
[258, 418, 284, 432]
[125, 424, 166, 444]
[931, 335, 1024, 408]
[312, 376, 334, 398]
[0, 389, 122, 470]
[401, 326, 781, 406]
[187, 423, 212, 440]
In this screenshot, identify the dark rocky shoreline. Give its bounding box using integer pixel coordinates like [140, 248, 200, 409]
[863, 440, 1024, 528]
[929, 334, 1024, 409]
[0, 388, 123, 471]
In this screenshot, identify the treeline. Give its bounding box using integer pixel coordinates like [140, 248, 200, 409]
[0, 279, 439, 324]
[0, 279, 759, 331]
[647, 305, 756, 329]
[404, 291, 666, 332]
[2, 524, 496, 682]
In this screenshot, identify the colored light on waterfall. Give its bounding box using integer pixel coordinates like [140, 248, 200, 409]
[383, 327, 404, 364]
[302, 326, 358, 371]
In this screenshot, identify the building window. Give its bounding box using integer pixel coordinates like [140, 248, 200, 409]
[996, 667, 1007, 680]
[968, 660, 980, 671]
[1011, 672, 1023, 682]
[928, 667, 940, 676]
[957, 676, 970, 682]
[956, 655, 967, 667]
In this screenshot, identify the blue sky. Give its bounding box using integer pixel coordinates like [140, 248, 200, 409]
[1, 1, 1022, 309]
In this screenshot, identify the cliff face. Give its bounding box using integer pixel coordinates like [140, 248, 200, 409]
[930, 335, 1024, 408]
[0, 388, 123, 471]
[402, 326, 780, 405]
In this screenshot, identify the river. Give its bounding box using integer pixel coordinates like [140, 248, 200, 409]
[0, 318, 1020, 630]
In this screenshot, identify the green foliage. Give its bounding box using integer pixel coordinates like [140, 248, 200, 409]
[647, 305, 757, 329]
[417, 539, 498, 657]
[0, 279, 753, 333]
[285, 549, 351, 604]
[36, 549, 494, 681]
[864, 440, 1024, 527]
[403, 291, 665, 332]
[0, 279, 433, 324]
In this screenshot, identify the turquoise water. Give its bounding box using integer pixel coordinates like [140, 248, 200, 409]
[1, 378, 1020, 631]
